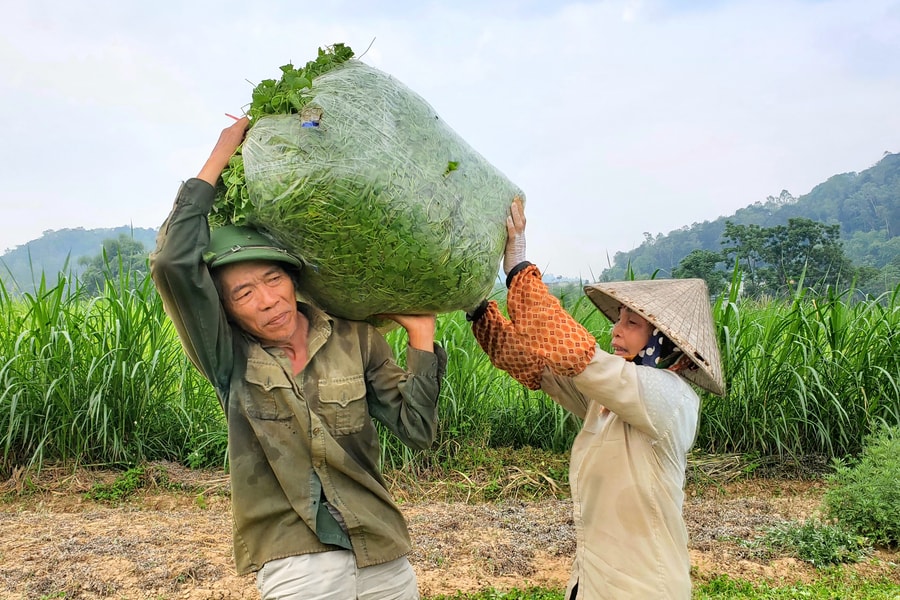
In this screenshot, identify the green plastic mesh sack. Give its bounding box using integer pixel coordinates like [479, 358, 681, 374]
[239, 60, 523, 321]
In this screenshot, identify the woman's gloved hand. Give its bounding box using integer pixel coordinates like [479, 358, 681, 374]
[503, 196, 527, 275]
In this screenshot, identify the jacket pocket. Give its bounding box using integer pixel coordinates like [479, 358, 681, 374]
[243, 364, 295, 420]
[318, 375, 367, 435]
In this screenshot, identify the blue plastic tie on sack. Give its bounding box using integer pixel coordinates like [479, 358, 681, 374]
[301, 121, 320, 128]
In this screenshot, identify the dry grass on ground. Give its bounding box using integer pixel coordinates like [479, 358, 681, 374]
[1, 459, 898, 599]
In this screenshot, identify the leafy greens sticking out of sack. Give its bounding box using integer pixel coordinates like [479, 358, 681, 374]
[213, 43, 355, 226]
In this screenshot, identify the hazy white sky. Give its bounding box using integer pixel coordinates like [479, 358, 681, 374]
[2, 0, 898, 277]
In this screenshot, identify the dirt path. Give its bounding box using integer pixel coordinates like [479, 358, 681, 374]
[1, 464, 897, 599]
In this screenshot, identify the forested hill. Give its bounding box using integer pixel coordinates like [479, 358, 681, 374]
[0, 227, 158, 294]
[601, 151, 900, 291]
[3, 152, 898, 297]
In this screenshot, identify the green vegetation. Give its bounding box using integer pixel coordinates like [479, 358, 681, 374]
[425, 587, 564, 600]
[0, 270, 224, 473]
[699, 280, 900, 459]
[213, 42, 356, 223]
[720, 218, 858, 296]
[824, 424, 900, 547]
[211, 44, 521, 320]
[77, 233, 148, 295]
[1, 269, 898, 477]
[0, 226, 157, 296]
[674, 218, 863, 299]
[740, 519, 872, 567]
[1, 266, 898, 598]
[84, 464, 147, 504]
[603, 152, 900, 297]
[692, 573, 900, 599]
[420, 573, 900, 600]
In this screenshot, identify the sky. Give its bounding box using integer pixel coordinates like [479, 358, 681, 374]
[1, 0, 898, 278]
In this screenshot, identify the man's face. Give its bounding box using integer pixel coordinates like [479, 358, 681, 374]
[610, 306, 653, 358]
[217, 260, 300, 346]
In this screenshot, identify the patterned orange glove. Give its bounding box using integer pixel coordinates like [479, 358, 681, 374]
[507, 263, 596, 377]
[470, 300, 546, 390]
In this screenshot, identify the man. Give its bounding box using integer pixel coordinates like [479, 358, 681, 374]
[467, 198, 724, 599]
[151, 116, 446, 600]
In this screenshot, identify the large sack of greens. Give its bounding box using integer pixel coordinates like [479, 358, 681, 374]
[222, 51, 523, 321]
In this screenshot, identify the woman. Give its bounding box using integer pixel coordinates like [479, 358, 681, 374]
[467, 198, 724, 600]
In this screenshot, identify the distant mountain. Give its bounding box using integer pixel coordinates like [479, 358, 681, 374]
[3, 152, 898, 296]
[601, 151, 900, 291]
[0, 226, 158, 294]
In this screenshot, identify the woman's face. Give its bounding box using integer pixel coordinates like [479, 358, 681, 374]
[610, 306, 653, 358]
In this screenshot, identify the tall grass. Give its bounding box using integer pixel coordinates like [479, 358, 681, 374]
[0, 269, 222, 474]
[1, 267, 898, 476]
[701, 283, 900, 459]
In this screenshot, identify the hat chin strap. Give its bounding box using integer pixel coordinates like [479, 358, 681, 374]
[624, 349, 697, 378]
[668, 353, 698, 373]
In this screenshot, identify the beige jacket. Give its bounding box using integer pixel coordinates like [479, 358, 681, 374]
[541, 349, 700, 600]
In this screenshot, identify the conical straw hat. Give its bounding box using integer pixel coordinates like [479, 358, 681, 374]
[583, 278, 725, 396]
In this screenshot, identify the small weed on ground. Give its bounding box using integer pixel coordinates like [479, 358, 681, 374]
[740, 519, 872, 567]
[84, 465, 146, 504]
[426, 587, 565, 600]
[824, 424, 900, 548]
[694, 573, 900, 599]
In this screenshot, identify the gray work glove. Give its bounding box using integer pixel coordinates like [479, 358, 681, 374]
[503, 196, 527, 275]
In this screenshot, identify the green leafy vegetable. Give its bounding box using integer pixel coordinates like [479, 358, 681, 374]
[213, 44, 354, 226]
[212, 44, 523, 320]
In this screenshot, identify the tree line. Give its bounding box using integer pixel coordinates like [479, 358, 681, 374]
[603, 151, 900, 298]
[674, 218, 875, 298]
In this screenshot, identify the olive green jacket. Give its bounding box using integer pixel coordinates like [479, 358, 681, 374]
[150, 178, 446, 574]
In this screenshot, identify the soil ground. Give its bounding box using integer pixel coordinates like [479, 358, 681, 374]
[1, 461, 897, 599]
